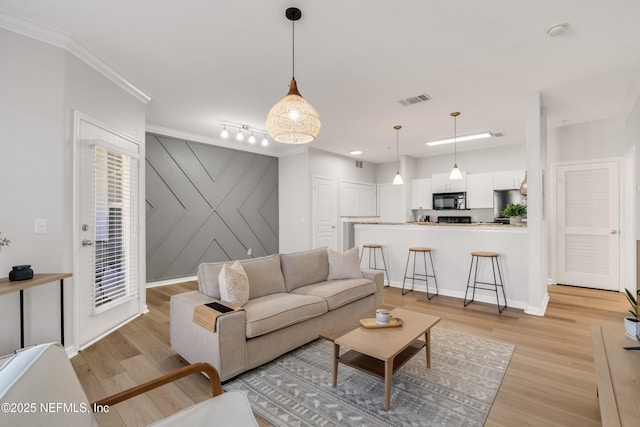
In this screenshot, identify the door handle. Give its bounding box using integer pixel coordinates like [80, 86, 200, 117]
[82, 239, 94, 246]
[611, 230, 618, 235]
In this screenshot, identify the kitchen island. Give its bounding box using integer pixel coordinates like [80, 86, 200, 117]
[355, 222, 528, 309]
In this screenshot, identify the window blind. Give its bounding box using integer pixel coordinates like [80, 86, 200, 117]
[92, 145, 139, 312]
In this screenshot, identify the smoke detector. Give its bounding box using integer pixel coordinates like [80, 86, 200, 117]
[546, 22, 568, 37]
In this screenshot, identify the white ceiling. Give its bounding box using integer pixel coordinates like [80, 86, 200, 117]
[2, 0, 640, 163]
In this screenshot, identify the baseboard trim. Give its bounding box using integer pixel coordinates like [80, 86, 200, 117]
[524, 292, 550, 317]
[386, 281, 527, 310]
[146, 276, 197, 288]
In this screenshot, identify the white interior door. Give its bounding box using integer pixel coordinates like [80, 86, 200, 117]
[75, 114, 142, 349]
[313, 176, 337, 249]
[556, 161, 620, 290]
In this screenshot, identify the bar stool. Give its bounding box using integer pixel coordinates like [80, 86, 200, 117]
[463, 251, 507, 313]
[402, 247, 438, 299]
[360, 244, 390, 287]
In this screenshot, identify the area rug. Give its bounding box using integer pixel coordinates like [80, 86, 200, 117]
[225, 328, 514, 427]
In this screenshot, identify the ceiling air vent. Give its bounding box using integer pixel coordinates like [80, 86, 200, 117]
[398, 94, 431, 107]
[355, 160, 363, 168]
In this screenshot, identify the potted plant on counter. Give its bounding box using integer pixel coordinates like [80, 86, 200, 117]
[624, 288, 640, 340]
[502, 203, 527, 225]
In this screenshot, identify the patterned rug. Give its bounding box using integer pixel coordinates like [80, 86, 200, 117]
[225, 328, 514, 427]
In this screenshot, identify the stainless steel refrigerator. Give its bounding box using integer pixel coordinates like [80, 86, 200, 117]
[493, 189, 526, 222]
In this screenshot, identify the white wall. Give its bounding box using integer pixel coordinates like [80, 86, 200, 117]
[308, 148, 379, 244]
[415, 143, 526, 178]
[0, 30, 66, 354]
[308, 148, 377, 183]
[279, 148, 379, 253]
[376, 161, 399, 184]
[625, 97, 640, 241]
[548, 119, 627, 162]
[0, 29, 146, 355]
[279, 151, 310, 253]
[524, 92, 549, 316]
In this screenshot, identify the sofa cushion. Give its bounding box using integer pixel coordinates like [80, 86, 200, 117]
[198, 254, 286, 300]
[198, 262, 225, 299]
[291, 278, 376, 311]
[280, 247, 329, 292]
[243, 255, 287, 299]
[327, 247, 363, 280]
[218, 261, 249, 306]
[243, 293, 327, 339]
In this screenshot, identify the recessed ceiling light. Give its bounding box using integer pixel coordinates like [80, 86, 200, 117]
[350, 150, 363, 155]
[425, 132, 493, 146]
[546, 22, 568, 37]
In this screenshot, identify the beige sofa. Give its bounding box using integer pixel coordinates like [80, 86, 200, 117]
[170, 247, 384, 381]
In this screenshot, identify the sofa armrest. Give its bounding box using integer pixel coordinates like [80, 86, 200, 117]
[362, 268, 384, 307]
[170, 291, 248, 381]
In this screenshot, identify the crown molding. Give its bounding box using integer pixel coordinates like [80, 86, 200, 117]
[0, 9, 151, 104]
[146, 124, 305, 158]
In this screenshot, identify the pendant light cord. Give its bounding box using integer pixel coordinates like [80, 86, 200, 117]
[291, 19, 295, 80]
[453, 114, 457, 164]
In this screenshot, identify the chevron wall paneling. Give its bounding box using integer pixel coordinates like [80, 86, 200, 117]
[145, 133, 279, 282]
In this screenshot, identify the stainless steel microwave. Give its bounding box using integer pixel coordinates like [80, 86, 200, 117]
[433, 192, 466, 210]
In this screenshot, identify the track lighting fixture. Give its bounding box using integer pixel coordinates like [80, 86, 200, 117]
[219, 124, 270, 146]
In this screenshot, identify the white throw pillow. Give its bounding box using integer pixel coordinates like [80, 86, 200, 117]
[218, 260, 250, 306]
[327, 247, 363, 280]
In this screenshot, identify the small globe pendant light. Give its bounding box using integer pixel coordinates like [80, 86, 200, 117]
[266, 7, 321, 144]
[449, 112, 463, 180]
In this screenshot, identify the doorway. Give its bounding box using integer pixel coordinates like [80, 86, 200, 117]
[556, 161, 620, 290]
[312, 176, 337, 249]
[74, 112, 143, 349]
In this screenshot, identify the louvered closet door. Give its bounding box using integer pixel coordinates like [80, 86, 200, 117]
[556, 161, 619, 290]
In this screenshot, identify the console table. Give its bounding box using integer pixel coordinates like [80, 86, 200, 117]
[0, 273, 71, 348]
[591, 325, 640, 427]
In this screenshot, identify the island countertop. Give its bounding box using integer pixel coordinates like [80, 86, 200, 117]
[353, 221, 527, 230]
[355, 222, 528, 308]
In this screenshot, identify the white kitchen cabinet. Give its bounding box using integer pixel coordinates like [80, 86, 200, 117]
[466, 173, 494, 208]
[493, 170, 525, 190]
[411, 178, 432, 209]
[431, 172, 466, 193]
[340, 181, 376, 216]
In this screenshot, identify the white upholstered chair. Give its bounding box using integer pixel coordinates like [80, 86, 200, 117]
[0, 342, 258, 426]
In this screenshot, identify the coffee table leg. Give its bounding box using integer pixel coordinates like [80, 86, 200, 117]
[384, 359, 393, 411]
[332, 343, 339, 387]
[425, 330, 431, 368]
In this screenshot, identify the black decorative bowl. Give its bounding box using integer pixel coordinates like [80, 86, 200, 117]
[9, 265, 34, 281]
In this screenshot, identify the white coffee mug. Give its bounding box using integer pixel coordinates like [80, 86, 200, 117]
[376, 309, 390, 325]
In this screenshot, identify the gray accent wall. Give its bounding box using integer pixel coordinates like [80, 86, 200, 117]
[145, 133, 278, 282]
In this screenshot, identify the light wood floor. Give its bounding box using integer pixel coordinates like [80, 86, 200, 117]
[72, 283, 627, 427]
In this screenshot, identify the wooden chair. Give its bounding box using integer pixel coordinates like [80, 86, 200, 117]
[0, 342, 258, 426]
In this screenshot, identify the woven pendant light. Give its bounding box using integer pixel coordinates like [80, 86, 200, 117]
[266, 7, 321, 144]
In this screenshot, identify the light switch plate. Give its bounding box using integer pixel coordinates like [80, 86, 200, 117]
[34, 218, 48, 234]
